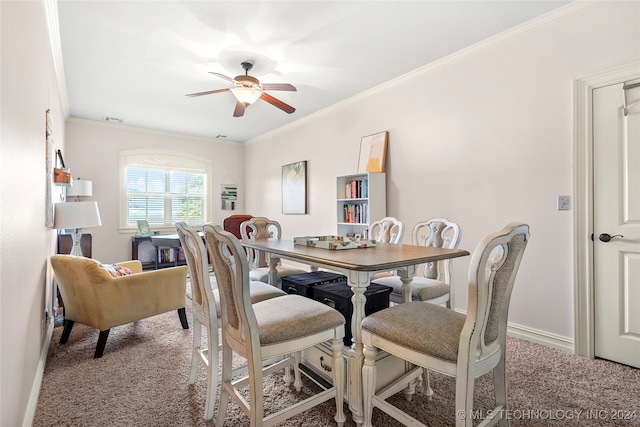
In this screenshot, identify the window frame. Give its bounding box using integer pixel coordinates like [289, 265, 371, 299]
[119, 149, 213, 233]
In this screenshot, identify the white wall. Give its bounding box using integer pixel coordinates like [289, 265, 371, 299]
[64, 120, 246, 263]
[1, 1, 66, 425]
[242, 1, 640, 343]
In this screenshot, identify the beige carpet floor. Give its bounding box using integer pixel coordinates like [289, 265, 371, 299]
[33, 302, 640, 426]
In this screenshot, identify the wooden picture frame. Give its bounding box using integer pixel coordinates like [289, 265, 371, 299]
[137, 220, 151, 236]
[45, 109, 54, 228]
[357, 131, 388, 173]
[282, 161, 307, 214]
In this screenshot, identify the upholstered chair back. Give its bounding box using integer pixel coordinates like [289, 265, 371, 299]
[467, 223, 529, 354]
[176, 222, 216, 326]
[203, 224, 254, 346]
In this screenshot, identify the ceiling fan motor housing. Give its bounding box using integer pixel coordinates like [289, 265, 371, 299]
[234, 74, 261, 89]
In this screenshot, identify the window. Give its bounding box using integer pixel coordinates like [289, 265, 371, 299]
[120, 150, 211, 231]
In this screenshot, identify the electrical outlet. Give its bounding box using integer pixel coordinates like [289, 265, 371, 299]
[557, 195, 570, 211]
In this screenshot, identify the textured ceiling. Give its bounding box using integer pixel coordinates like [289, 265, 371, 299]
[57, 1, 571, 143]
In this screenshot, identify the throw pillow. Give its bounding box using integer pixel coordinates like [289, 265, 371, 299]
[102, 263, 134, 277]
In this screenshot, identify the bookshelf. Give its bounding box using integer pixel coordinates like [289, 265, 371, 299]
[336, 172, 386, 238]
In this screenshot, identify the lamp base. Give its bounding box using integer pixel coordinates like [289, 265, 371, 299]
[70, 229, 85, 257]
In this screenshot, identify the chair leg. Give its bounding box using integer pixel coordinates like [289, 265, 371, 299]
[293, 351, 302, 392]
[493, 358, 509, 427]
[204, 322, 219, 421]
[422, 368, 434, 398]
[403, 361, 417, 402]
[283, 354, 293, 385]
[178, 308, 189, 329]
[362, 344, 377, 427]
[455, 365, 475, 427]
[248, 351, 265, 427]
[60, 319, 74, 344]
[215, 342, 232, 427]
[332, 337, 346, 427]
[94, 329, 110, 358]
[188, 318, 202, 385]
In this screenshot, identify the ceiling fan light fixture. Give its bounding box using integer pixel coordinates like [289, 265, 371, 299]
[231, 86, 262, 106]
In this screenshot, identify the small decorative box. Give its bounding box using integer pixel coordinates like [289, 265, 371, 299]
[294, 235, 376, 250]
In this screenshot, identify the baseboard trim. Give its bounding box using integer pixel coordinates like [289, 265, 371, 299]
[22, 320, 54, 427]
[507, 322, 574, 354]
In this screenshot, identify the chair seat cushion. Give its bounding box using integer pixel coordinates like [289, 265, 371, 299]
[249, 265, 308, 283]
[372, 276, 449, 302]
[252, 295, 345, 345]
[361, 302, 465, 362]
[213, 281, 286, 315]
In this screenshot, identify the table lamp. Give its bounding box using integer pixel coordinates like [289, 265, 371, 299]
[66, 178, 92, 202]
[54, 201, 102, 257]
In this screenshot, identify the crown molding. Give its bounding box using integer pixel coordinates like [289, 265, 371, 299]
[66, 117, 243, 145]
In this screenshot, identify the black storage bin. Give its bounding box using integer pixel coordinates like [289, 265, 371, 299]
[313, 281, 392, 346]
[281, 271, 346, 297]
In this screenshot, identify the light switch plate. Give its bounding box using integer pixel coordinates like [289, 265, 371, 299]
[557, 195, 570, 210]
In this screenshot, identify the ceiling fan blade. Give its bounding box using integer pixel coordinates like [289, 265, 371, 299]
[260, 92, 296, 114]
[261, 83, 297, 92]
[185, 88, 230, 97]
[209, 72, 234, 83]
[233, 101, 246, 117]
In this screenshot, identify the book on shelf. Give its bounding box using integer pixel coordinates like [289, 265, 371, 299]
[343, 203, 368, 223]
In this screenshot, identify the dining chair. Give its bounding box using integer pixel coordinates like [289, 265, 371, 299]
[361, 223, 530, 427]
[372, 218, 461, 307]
[369, 216, 404, 244]
[203, 224, 347, 427]
[369, 217, 405, 280]
[240, 216, 308, 286]
[222, 214, 253, 239]
[175, 222, 287, 421]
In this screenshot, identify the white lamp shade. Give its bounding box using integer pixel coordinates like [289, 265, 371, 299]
[66, 180, 93, 197]
[231, 86, 262, 105]
[53, 201, 102, 230]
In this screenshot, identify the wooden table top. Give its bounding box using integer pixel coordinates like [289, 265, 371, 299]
[241, 238, 470, 272]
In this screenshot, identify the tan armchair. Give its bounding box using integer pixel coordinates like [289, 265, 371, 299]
[50, 255, 188, 358]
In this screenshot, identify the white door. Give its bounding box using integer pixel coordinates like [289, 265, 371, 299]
[593, 80, 640, 368]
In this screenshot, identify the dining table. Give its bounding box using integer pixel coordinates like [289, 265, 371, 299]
[240, 237, 470, 425]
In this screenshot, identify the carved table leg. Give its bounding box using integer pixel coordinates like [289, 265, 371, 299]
[347, 271, 370, 427]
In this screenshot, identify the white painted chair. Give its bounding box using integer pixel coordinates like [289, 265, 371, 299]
[369, 217, 405, 280]
[203, 224, 347, 427]
[369, 216, 404, 244]
[373, 218, 461, 307]
[240, 217, 308, 286]
[361, 223, 530, 427]
[175, 222, 286, 421]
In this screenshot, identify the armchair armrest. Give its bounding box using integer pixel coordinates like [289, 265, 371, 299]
[92, 265, 188, 330]
[115, 260, 143, 273]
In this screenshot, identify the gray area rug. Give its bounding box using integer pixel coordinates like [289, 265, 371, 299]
[33, 302, 639, 426]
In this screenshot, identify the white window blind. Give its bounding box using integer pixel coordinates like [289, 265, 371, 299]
[120, 150, 210, 230]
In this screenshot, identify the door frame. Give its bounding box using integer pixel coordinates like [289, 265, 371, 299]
[574, 60, 640, 358]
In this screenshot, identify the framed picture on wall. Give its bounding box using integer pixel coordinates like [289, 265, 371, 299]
[221, 184, 238, 210]
[357, 131, 388, 173]
[282, 161, 307, 214]
[45, 109, 54, 228]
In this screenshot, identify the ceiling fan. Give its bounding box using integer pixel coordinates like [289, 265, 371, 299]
[186, 61, 297, 117]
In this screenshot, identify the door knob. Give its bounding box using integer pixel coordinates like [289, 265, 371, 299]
[599, 233, 623, 242]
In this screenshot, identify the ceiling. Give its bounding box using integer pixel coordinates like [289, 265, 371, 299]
[57, 1, 571, 143]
